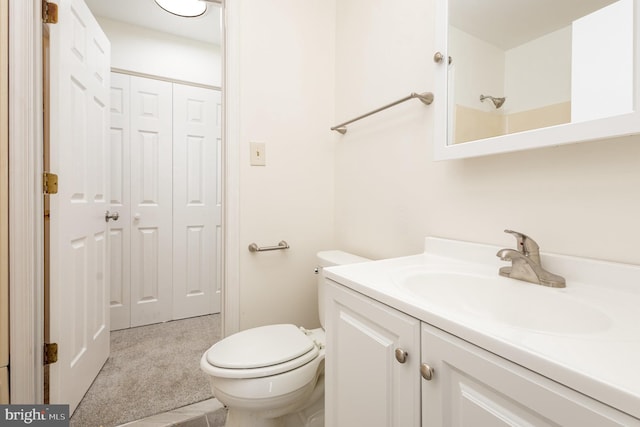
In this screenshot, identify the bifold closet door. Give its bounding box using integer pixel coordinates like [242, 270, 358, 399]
[109, 73, 221, 329]
[172, 84, 222, 319]
[129, 76, 173, 327]
[109, 73, 131, 331]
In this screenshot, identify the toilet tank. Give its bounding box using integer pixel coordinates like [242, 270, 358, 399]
[316, 251, 371, 328]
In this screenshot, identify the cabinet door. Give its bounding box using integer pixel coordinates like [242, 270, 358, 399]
[421, 323, 639, 427]
[326, 281, 421, 427]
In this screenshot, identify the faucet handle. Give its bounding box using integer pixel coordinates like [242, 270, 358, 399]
[504, 229, 541, 265]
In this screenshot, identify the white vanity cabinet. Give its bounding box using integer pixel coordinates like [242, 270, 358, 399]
[325, 281, 421, 427]
[325, 280, 640, 427]
[421, 323, 637, 427]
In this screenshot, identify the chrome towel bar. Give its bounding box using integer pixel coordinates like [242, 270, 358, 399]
[248, 240, 290, 252]
[330, 91, 434, 134]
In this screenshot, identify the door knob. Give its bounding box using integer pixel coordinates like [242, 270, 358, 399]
[105, 211, 119, 222]
[433, 51, 452, 65]
[420, 363, 434, 381]
[395, 348, 408, 364]
[133, 213, 141, 221]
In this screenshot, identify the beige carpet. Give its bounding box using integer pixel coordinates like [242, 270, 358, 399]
[70, 314, 221, 427]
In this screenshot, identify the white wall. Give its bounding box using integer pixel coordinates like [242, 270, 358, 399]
[505, 27, 571, 114]
[235, 0, 337, 330]
[449, 25, 571, 114]
[449, 26, 505, 111]
[96, 17, 221, 87]
[334, 0, 640, 266]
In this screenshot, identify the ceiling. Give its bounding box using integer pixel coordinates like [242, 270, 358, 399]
[84, 0, 221, 45]
[450, 0, 617, 50]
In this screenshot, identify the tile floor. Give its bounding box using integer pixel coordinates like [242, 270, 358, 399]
[118, 398, 226, 427]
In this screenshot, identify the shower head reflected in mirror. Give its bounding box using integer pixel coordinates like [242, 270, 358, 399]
[480, 94, 506, 109]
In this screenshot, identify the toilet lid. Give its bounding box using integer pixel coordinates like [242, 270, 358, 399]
[206, 324, 318, 371]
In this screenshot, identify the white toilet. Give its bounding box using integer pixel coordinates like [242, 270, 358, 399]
[200, 251, 369, 427]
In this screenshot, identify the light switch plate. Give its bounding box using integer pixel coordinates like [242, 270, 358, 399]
[250, 142, 266, 166]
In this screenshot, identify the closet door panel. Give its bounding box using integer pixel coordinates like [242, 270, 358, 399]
[129, 76, 173, 327]
[172, 84, 221, 319]
[109, 72, 131, 330]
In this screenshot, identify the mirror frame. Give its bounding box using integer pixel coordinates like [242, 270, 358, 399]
[434, 0, 640, 160]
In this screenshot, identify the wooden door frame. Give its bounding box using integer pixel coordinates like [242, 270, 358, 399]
[8, 0, 242, 403]
[1, 0, 10, 404]
[8, 0, 44, 403]
[222, 0, 240, 337]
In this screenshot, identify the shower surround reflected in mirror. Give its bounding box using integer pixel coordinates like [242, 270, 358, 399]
[447, 0, 633, 145]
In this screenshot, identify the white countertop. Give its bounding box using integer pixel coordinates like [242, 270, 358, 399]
[324, 237, 640, 420]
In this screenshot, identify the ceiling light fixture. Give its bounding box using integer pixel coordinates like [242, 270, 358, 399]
[154, 0, 207, 18]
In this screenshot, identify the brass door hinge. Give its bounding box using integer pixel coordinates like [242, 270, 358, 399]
[42, 0, 58, 24]
[44, 343, 58, 365]
[43, 172, 58, 195]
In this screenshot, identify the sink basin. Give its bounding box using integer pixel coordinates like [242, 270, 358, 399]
[394, 268, 612, 335]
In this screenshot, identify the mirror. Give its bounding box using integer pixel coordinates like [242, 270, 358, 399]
[434, 0, 640, 160]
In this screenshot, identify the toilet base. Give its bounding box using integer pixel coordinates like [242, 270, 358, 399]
[222, 375, 324, 427]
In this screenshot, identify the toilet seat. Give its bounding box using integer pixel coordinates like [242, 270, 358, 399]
[204, 324, 321, 379]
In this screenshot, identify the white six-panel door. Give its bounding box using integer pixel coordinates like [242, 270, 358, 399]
[109, 73, 221, 329]
[173, 84, 222, 319]
[48, 0, 111, 413]
[129, 76, 173, 327]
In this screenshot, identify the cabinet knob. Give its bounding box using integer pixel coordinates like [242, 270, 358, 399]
[421, 363, 434, 381]
[395, 348, 408, 364]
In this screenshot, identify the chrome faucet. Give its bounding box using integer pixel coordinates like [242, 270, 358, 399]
[496, 230, 566, 288]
